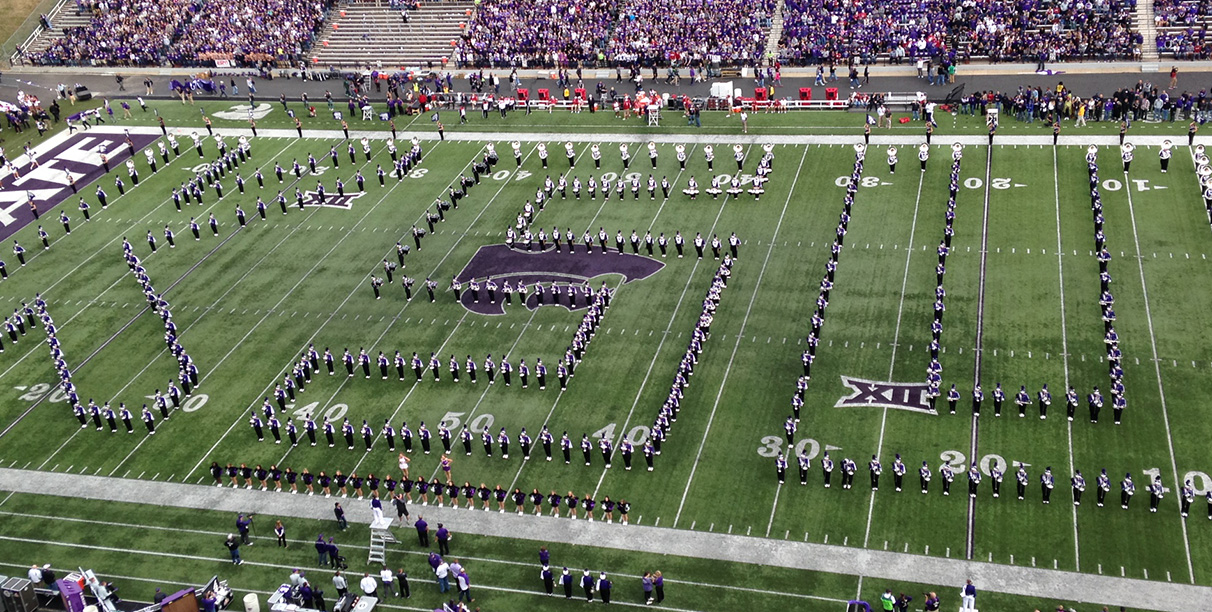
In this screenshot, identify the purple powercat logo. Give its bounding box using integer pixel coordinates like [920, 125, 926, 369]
[453, 244, 664, 315]
[0, 132, 158, 242]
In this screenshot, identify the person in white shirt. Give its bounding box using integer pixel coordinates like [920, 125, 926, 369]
[332, 571, 348, 597]
[435, 561, 450, 593]
[27, 565, 43, 585]
[359, 573, 378, 596]
[379, 568, 393, 594]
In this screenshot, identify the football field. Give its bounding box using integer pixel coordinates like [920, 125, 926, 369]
[0, 100, 1211, 610]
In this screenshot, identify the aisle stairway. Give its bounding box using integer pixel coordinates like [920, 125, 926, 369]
[1137, 0, 1160, 60]
[311, 2, 471, 69]
[763, 0, 786, 66]
[20, 3, 93, 58]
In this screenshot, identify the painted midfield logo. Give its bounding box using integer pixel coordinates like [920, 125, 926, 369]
[835, 376, 936, 414]
[453, 244, 665, 315]
[300, 190, 365, 210]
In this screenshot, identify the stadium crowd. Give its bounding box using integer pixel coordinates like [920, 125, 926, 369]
[20, 0, 1200, 68]
[29, 0, 332, 66]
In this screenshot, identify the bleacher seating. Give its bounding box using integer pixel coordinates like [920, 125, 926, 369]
[1154, 0, 1212, 57]
[311, 1, 471, 68]
[23, 0, 330, 66]
[456, 0, 618, 68]
[608, 0, 776, 64]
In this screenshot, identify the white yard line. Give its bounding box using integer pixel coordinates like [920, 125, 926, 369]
[860, 165, 926, 551]
[0, 509, 841, 601]
[348, 142, 570, 478]
[590, 145, 754, 502]
[1122, 169, 1195, 584]
[182, 139, 482, 482]
[0, 137, 296, 387]
[965, 145, 991, 560]
[1055, 146, 1080, 571]
[672, 145, 809, 528]
[107, 143, 428, 476]
[0, 535, 712, 612]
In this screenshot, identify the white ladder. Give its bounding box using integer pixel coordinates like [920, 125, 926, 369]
[368, 517, 397, 565]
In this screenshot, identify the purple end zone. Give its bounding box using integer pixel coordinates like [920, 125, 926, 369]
[0, 132, 159, 243]
[454, 244, 665, 315]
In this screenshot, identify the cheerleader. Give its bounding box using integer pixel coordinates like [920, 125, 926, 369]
[416, 476, 430, 505]
[302, 468, 315, 495]
[319, 470, 332, 497]
[495, 484, 508, 512]
[479, 484, 492, 510]
[335, 470, 348, 497]
[683, 176, 699, 199]
[431, 477, 445, 506]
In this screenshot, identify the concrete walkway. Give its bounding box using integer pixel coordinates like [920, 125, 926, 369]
[0, 468, 1205, 612]
[118, 124, 1203, 148]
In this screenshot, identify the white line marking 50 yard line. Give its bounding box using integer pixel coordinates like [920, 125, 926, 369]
[348, 142, 555, 477]
[1122, 166, 1195, 584]
[676, 145, 809, 529]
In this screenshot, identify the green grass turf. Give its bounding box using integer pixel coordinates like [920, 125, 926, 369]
[0, 97, 1210, 601]
[0, 493, 1138, 612]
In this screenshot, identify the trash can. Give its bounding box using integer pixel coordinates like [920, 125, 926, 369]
[243, 593, 259, 612]
[799, 87, 812, 100]
[825, 87, 838, 101]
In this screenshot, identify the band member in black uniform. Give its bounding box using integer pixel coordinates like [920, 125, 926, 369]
[1121, 472, 1135, 509]
[1040, 467, 1055, 504]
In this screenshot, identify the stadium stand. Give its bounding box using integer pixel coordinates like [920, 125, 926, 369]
[455, 0, 618, 68]
[607, 0, 777, 65]
[23, 0, 331, 66]
[311, 1, 470, 68]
